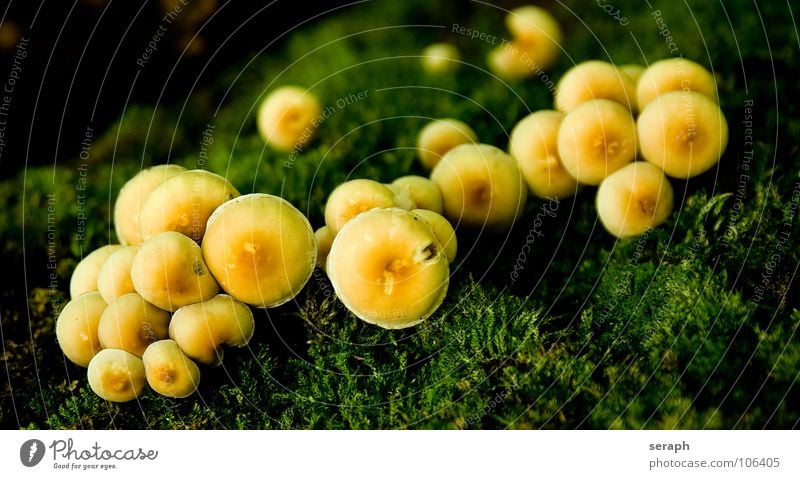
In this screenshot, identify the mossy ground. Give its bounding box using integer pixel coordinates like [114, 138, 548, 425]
[2, 0, 799, 429]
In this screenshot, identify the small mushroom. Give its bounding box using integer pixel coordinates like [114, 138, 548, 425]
[504, 5, 562, 70]
[97, 293, 170, 357]
[113, 164, 186, 246]
[421, 43, 461, 74]
[315, 226, 335, 272]
[636, 58, 717, 110]
[87, 349, 146, 402]
[554, 60, 637, 112]
[69, 244, 123, 299]
[637, 90, 728, 179]
[416, 118, 478, 170]
[509, 110, 581, 199]
[596, 162, 674, 238]
[97, 246, 139, 303]
[137, 169, 240, 243]
[557, 99, 637, 185]
[202, 194, 316, 308]
[168, 294, 255, 366]
[327, 208, 450, 329]
[257, 85, 322, 151]
[142, 339, 201, 398]
[412, 209, 458, 263]
[390, 175, 444, 214]
[56, 291, 106, 367]
[430, 143, 527, 229]
[324, 179, 397, 235]
[130, 231, 220, 311]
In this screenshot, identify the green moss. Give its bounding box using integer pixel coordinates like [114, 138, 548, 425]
[3, 0, 799, 429]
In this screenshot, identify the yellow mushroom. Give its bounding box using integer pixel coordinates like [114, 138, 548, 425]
[142, 339, 201, 398]
[504, 5, 562, 70]
[130, 231, 220, 311]
[56, 291, 106, 367]
[97, 293, 170, 357]
[97, 245, 139, 303]
[202, 193, 316, 308]
[421, 42, 461, 74]
[487, 42, 539, 81]
[636, 57, 718, 110]
[326, 208, 450, 329]
[315, 226, 335, 272]
[390, 175, 444, 214]
[69, 244, 123, 299]
[430, 143, 527, 229]
[137, 169, 240, 243]
[596, 162, 674, 238]
[257, 85, 322, 151]
[637, 90, 728, 179]
[113, 164, 186, 245]
[508, 110, 581, 199]
[557, 99, 637, 185]
[87, 349, 147, 402]
[554, 60, 637, 112]
[168, 294, 255, 366]
[324, 179, 397, 235]
[412, 209, 457, 263]
[416, 118, 478, 170]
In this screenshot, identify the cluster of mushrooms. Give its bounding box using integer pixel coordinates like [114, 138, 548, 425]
[56, 5, 728, 402]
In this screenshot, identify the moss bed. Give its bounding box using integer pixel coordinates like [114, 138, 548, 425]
[2, 0, 799, 429]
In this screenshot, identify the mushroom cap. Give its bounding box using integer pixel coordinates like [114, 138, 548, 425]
[98, 292, 170, 357]
[505, 6, 562, 70]
[555, 60, 637, 112]
[412, 209, 458, 263]
[257, 85, 322, 151]
[314, 226, 335, 272]
[421, 42, 461, 74]
[97, 245, 139, 303]
[56, 291, 107, 367]
[131, 231, 220, 311]
[169, 294, 255, 365]
[416, 118, 478, 170]
[324, 179, 397, 235]
[487, 42, 539, 81]
[509, 110, 581, 199]
[391, 175, 444, 214]
[637, 58, 718, 110]
[430, 143, 527, 229]
[557, 99, 637, 185]
[596, 161, 674, 238]
[69, 244, 124, 299]
[114, 164, 186, 246]
[87, 349, 147, 402]
[142, 339, 200, 398]
[637, 90, 728, 179]
[327, 208, 450, 329]
[137, 169, 240, 243]
[202, 193, 316, 308]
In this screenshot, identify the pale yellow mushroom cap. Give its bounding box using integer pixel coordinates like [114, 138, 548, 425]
[56, 292, 107, 367]
[637, 90, 728, 179]
[97, 245, 139, 303]
[315, 226, 335, 272]
[113, 164, 186, 246]
[557, 99, 637, 185]
[412, 209, 457, 263]
[430, 143, 527, 229]
[596, 161, 674, 238]
[391, 175, 444, 214]
[324, 179, 397, 235]
[416, 118, 478, 170]
[87, 349, 146, 402]
[257, 85, 322, 151]
[137, 169, 240, 243]
[509, 110, 581, 199]
[202, 194, 316, 308]
[637, 58, 718, 110]
[142, 339, 201, 398]
[169, 294, 255, 366]
[505, 6, 562, 69]
[130, 231, 220, 311]
[327, 208, 450, 329]
[487, 42, 540, 81]
[421, 43, 461, 74]
[98, 293, 170, 357]
[555, 60, 637, 112]
[69, 244, 124, 299]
